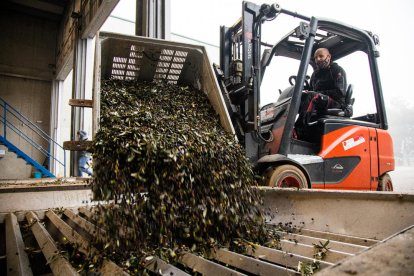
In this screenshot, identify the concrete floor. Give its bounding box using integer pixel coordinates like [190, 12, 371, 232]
[390, 166, 414, 193]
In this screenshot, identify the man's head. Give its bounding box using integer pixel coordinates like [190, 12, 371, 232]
[314, 48, 331, 69]
[77, 130, 88, 141]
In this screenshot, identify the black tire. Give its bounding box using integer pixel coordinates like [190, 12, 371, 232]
[265, 165, 308, 188]
[378, 173, 393, 191]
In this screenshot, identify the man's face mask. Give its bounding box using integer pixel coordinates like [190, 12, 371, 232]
[316, 56, 330, 69]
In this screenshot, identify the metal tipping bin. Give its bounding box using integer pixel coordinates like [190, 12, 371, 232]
[93, 31, 234, 135]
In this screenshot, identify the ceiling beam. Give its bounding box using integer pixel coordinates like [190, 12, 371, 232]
[8, 0, 64, 15]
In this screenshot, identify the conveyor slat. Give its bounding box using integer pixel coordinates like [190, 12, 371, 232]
[141, 256, 191, 276]
[26, 211, 79, 276]
[278, 231, 368, 254]
[44, 210, 128, 275]
[279, 240, 353, 264]
[45, 210, 92, 255]
[210, 248, 299, 275]
[70, 209, 189, 276]
[5, 213, 33, 276]
[294, 228, 378, 246]
[78, 206, 95, 220]
[245, 244, 333, 269]
[63, 208, 104, 237]
[179, 251, 246, 276]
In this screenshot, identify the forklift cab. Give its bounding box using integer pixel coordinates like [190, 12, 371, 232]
[259, 18, 386, 144]
[257, 19, 393, 189]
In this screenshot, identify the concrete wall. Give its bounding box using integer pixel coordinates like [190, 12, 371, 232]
[0, 8, 56, 179]
[0, 8, 58, 80]
[0, 76, 52, 179]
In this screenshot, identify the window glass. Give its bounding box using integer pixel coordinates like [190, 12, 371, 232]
[336, 51, 376, 117]
[261, 51, 377, 118]
[261, 56, 313, 106]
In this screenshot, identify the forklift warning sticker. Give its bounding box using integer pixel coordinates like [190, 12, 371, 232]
[342, 136, 366, 151]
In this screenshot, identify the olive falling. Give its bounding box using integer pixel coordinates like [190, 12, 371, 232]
[91, 79, 270, 270]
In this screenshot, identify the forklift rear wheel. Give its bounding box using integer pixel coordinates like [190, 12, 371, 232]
[378, 173, 393, 191]
[266, 165, 308, 188]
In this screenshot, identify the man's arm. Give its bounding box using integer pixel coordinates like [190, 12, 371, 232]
[324, 64, 347, 106]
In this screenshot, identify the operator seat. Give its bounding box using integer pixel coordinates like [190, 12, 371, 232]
[325, 84, 354, 117]
[303, 84, 355, 144]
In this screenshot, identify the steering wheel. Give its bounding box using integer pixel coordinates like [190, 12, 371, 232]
[289, 75, 311, 90]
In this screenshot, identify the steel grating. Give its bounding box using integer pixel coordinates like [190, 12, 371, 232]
[0, 207, 377, 275]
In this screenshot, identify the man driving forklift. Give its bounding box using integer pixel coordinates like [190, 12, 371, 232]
[217, 1, 394, 190]
[295, 47, 347, 141]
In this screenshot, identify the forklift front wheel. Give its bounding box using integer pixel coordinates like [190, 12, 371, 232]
[378, 173, 393, 191]
[266, 165, 308, 188]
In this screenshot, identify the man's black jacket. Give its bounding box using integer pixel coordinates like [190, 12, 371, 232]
[310, 62, 347, 108]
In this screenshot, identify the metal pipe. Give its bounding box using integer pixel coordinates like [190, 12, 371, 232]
[0, 97, 66, 164]
[3, 101, 6, 139]
[64, 149, 67, 177]
[0, 97, 51, 142]
[279, 8, 310, 21]
[278, 17, 318, 156]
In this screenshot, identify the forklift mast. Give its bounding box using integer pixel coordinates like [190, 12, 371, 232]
[219, 2, 275, 133]
[217, 2, 317, 163]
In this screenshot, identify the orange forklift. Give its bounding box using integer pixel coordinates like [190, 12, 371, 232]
[215, 2, 394, 190]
